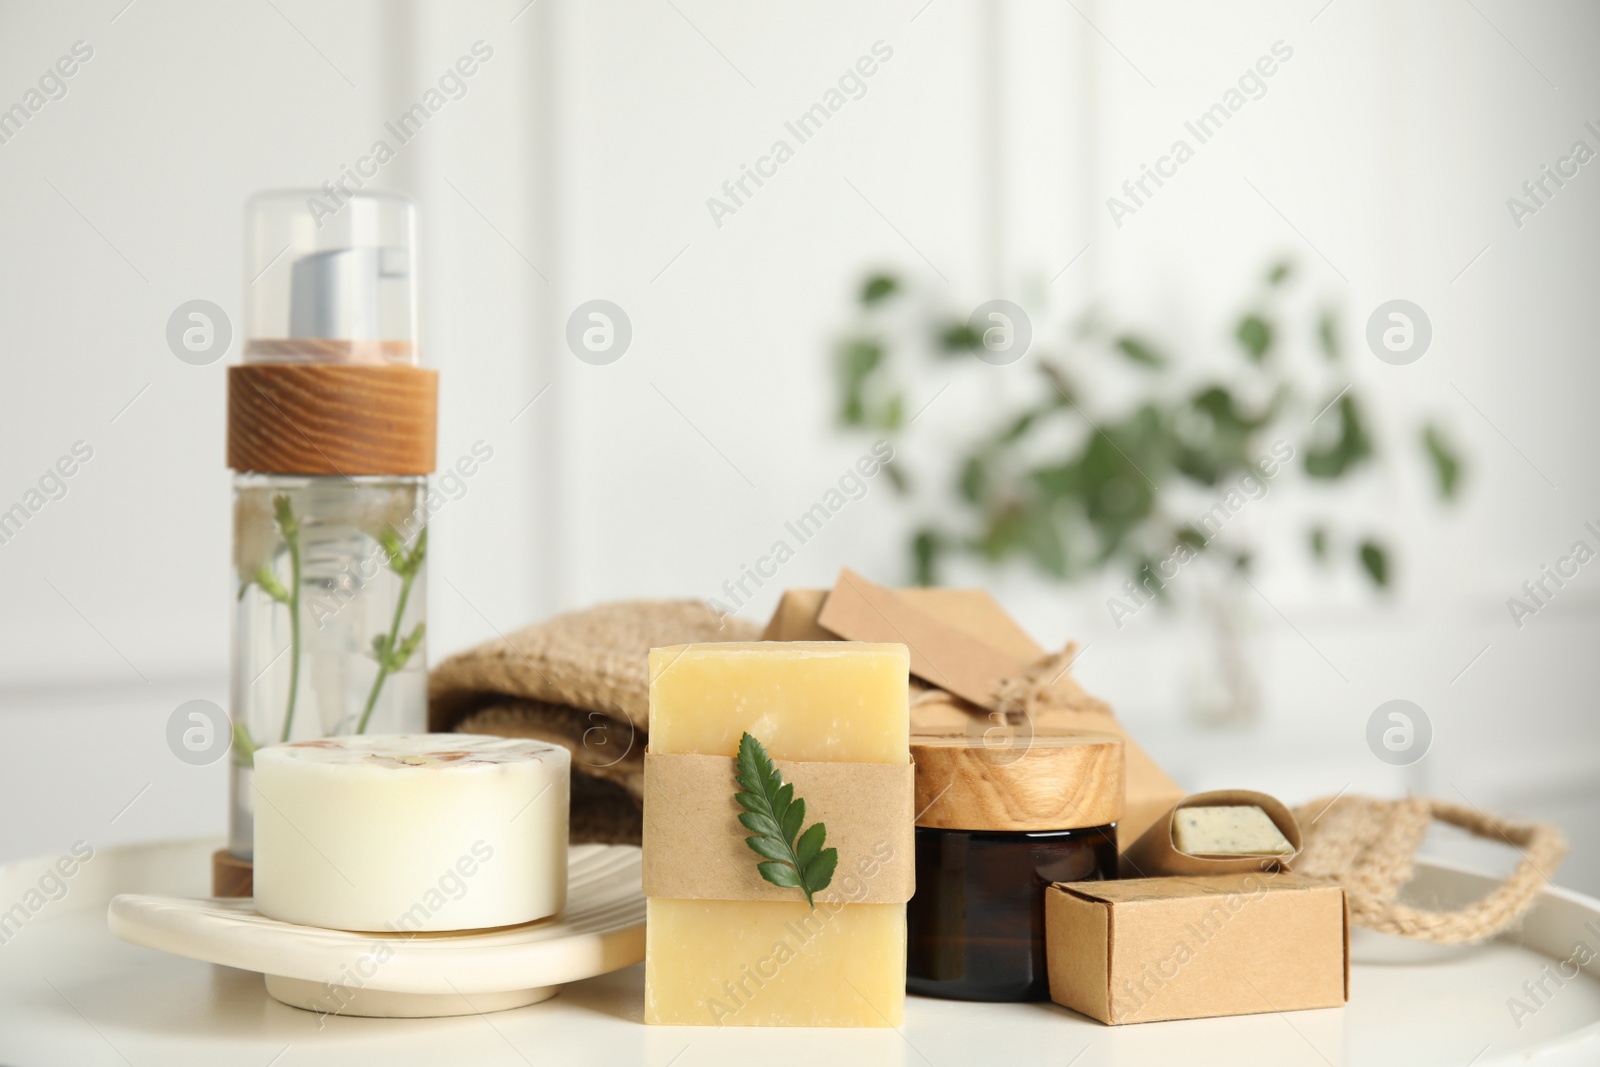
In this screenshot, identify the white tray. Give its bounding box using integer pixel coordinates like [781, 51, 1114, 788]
[1, 837, 1598, 1066]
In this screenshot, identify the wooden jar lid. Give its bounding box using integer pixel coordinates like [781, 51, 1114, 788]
[227, 361, 437, 476]
[911, 728, 1124, 832]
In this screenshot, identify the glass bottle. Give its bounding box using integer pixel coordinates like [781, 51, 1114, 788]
[228, 191, 430, 860]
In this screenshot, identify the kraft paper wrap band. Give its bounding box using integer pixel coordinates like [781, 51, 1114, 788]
[1120, 789, 1302, 878]
[227, 362, 438, 475]
[641, 751, 916, 904]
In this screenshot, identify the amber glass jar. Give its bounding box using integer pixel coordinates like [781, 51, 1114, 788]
[908, 824, 1116, 1000]
[906, 730, 1124, 1002]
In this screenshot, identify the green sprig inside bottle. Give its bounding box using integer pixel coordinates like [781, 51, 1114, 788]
[231, 493, 302, 768]
[357, 526, 427, 734]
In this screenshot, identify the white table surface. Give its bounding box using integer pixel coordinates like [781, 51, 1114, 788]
[2, 838, 1598, 1067]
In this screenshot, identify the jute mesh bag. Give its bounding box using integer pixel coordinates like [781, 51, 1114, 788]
[427, 600, 759, 844]
[1293, 793, 1567, 945]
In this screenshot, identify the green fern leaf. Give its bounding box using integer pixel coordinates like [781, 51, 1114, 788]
[733, 732, 836, 907]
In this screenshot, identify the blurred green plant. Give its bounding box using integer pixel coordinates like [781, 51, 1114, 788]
[833, 261, 1464, 592]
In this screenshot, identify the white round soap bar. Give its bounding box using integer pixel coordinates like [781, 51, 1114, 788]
[252, 734, 570, 933]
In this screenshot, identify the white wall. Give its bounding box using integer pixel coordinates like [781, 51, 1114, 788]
[1, 1, 1596, 884]
[0, 1, 551, 686]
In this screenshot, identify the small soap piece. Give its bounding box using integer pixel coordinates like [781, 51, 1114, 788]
[1173, 805, 1294, 857]
[253, 734, 569, 932]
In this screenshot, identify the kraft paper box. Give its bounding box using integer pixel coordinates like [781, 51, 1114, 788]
[761, 572, 1185, 844]
[1045, 872, 1348, 1025]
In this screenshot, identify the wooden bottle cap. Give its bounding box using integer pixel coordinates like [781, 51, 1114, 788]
[227, 359, 438, 476]
[911, 728, 1123, 832]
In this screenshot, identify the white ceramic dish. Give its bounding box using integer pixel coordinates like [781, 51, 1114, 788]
[106, 843, 644, 1018]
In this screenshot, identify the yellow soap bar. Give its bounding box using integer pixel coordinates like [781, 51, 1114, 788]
[645, 642, 910, 1027]
[646, 642, 909, 762]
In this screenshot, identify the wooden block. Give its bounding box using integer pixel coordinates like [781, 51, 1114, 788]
[212, 849, 253, 898]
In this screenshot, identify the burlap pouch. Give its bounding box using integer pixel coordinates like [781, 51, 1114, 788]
[427, 600, 759, 843]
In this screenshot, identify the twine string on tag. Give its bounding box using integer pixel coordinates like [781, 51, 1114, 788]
[991, 641, 1111, 719]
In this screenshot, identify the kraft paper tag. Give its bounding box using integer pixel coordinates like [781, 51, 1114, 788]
[641, 751, 916, 905]
[817, 569, 1018, 709]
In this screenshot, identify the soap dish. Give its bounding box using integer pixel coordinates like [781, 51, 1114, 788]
[108, 843, 644, 1019]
